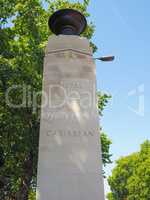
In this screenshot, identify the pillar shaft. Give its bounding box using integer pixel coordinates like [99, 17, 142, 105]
[36, 35, 105, 200]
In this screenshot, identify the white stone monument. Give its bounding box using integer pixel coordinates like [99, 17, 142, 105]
[36, 9, 105, 200]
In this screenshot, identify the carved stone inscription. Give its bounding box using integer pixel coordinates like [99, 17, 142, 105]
[36, 35, 105, 200]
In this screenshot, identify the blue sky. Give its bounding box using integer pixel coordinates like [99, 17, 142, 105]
[86, 0, 150, 195]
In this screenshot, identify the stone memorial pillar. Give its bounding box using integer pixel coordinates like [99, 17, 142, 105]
[36, 9, 105, 200]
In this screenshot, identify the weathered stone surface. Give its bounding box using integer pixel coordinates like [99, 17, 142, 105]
[36, 35, 105, 200]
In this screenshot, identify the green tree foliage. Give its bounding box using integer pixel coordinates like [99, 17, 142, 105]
[101, 133, 112, 167]
[0, 0, 112, 199]
[97, 92, 111, 116]
[107, 140, 150, 200]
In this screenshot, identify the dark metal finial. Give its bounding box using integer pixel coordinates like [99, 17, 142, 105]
[48, 9, 87, 36]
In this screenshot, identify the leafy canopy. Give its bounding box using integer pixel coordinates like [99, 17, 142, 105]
[108, 140, 150, 200]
